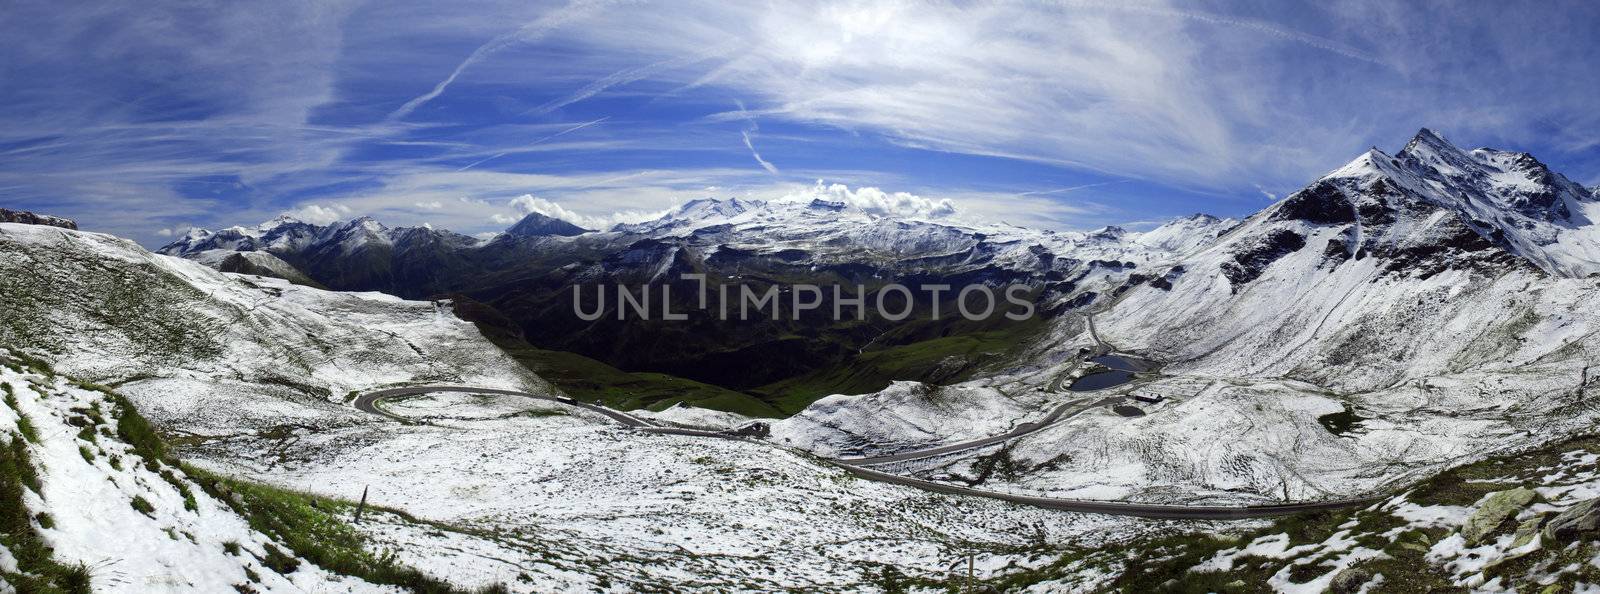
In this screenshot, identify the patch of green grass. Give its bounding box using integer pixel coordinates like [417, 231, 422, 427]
[8, 436, 41, 494]
[131, 495, 156, 516]
[185, 465, 497, 593]
[14, 413, 37, 443]
[753, 319, 1047, 414]
[109, 392, 166, 466]
[4, 389, 39, 444]
[1, 399, 94, 592]
[497, 340, 784, 418]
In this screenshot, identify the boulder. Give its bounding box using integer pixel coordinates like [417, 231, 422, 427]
[1543, 497, 1600, 542]
[1460, 488, 1536, 545]
[1510, 515, 1544, 549]
[1328, 566, 1373, 594]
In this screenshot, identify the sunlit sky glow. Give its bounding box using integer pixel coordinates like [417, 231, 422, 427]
[3, 0, 1599, 245]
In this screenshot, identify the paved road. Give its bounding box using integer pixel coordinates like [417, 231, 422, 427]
[352, 384, 1383, 519]
[836, 396, 1124, 466]
[353, 385, 655, 428]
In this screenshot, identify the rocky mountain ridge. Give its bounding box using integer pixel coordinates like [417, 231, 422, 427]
[0, 208, 76, 230]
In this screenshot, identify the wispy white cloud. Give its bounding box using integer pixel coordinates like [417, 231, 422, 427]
[779, 180, 954, 219]
[285, 203, 352, 225]
[7, 0, 1600, 248]
[732, 99, 780, 175]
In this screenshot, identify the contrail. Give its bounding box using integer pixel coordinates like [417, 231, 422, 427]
[733, 99, 779, 175]
[457, 116, 611, 171]
[1018, 181, 1126, 196]
[741, 129, 779, 175]
[389, 0, 616, 121]
[526, 44, 733, 116]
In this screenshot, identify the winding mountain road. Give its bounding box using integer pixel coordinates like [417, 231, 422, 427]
[835, 395, 1124, 466]
[353, 384, 1383, 519]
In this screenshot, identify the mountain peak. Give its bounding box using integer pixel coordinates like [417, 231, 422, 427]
[673, 197, 757, 220]
[807, 198, 847, 212]
[1406, 127, 1451, 149]
[1088, 225, 1126, 240]
[506, 211, 589, 237]
[1401, 128, 1478, 162]
[259, 214, 305, 231]
[343, 216, 385, 231]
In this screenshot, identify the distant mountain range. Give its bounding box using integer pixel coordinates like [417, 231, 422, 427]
[152, 128, 1600, 413]
[158, 192, 1232, 407]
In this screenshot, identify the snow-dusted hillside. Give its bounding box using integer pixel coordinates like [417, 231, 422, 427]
[0, 359, 393, 593]
[186, 388, 1177, 591]
[0, 222, 547, 435]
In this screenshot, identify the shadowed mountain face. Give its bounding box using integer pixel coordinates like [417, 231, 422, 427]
[505, 212, 590, 237]
[156, 129, 1600, 411]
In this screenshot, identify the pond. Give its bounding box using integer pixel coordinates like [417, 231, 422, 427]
[1068, 369, 1135, 391]
[1068, 353, 1159, 392]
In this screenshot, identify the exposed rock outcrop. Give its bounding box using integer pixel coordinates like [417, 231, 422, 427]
[0, 208, 77, 230]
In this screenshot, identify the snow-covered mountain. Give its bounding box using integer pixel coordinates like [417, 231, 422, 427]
[776, 129, 1600, 506]
[165, 197, 1230, 292]
[604, 195, 1231, 271]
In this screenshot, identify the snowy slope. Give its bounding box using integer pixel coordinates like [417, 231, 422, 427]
[186, 389, 1179, 592]
[0, 360, 391, 593]
[0, 222, 548, 435]
[1132, 213, 1238, 255]
[771, 130, 1600, 505]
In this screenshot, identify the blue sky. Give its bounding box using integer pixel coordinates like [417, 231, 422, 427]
[3, 0, 1599, 246]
